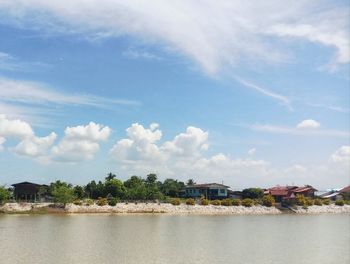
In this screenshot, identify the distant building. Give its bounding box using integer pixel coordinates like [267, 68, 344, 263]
[185, 183, 230, 200]
[12, 181, 47, 202]
[338, 185, 350, 200]
[267, 185, 317, 202]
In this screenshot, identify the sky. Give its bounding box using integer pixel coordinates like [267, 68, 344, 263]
[0, 0, 349, 190]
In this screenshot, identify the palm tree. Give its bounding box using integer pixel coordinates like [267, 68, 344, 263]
[186, 179, 195, 186]
[105, 172, 116, 181]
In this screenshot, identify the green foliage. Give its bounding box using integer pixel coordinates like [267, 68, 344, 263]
[295, 194, 306, 206]
[200, 198, 209, 206]
[262, 195, 275, 207]
[108, 197, 118, 206]
[335, 200, 344, 206]
[242, 188, 264, 199]
[73, 185, 85, 199]
[97, 197, 108, 206]
[104, 178, 125, 198]
[105, 172, 116, 181]
[0, 186, 10, 204]
[241, 198, 254, 207]
[186, 179, 195, 186]
[322, 198, 330, 205]
[145, 174, 162, 200]
[73, 200, 83, 206]
[345, 200, 350, 205]
[221, 198, 233, 206]
[160, 178, 185, 197]
[84, 199, 94, 206]
[52, 185, 76, 205]
[313, 199, 323, 206]
[305, 197, 314, 206]
[170, 198, 181, 205]
[186, 198, 195, 205]
[231, 199, 241, 206]
[210, 199, 221, 206]
[84, 180, 104, 199]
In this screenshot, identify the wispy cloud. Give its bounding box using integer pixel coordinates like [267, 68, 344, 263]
[250, 124, 349, 138]
[0, 51, 51, 72]
[234, 77, 292, 110]
[0, 77, 141, 126]
[0, 1, 348, 75]
[122, 49, 162, 61]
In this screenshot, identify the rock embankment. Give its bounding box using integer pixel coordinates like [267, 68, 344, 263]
[293, 204, 350, 214]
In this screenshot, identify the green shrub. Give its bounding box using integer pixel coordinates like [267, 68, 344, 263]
[262, 195, 275, 207]
[241, 198, 254, 207]
[84, 199, 94, 206]
[231, 199, 241, 206]
[0, 186, 10, 205]
[186, 198, 195, 205]
[73, 200, 83, 206]
[210, 200, 221, 206]
[313, 199, 323, 206]
[305, 197, 314, 206]
[345, 200, 350, 205]
[335, 200, 344, 206]
[295, 194, 306, 206]
[200, 198, 209, 206]
[170, 198, 181, 206]
[97, 197, 108, 206]
[221, 198, 233, 206]
[108, 197, 118, 206]
[322, 198, 330, 205]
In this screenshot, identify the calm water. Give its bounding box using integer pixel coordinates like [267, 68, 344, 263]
[0, 214, 349, 264]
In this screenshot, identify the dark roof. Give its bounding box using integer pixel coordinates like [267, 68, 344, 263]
[186, 183, 230, 189]
[293, 186, 318, 193]
[339, 185, 350, 193]
[12, 181, 43, 187]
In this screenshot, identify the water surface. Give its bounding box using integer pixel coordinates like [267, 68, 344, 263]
[0, 214, 349, 264]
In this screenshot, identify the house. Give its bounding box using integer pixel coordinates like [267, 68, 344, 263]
[338, 185, 350, 200]
[267, 185, 317, 202]
[12, 181, 47, 202]
[228, 190, 243, 199]
[185, 183, 230, 200]
[319, 189, 342, 201]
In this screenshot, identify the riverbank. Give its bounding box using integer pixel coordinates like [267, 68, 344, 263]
[1, 202, 350, 215]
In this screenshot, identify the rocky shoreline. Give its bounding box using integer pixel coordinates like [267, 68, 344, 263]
[1, 202, 350, 215]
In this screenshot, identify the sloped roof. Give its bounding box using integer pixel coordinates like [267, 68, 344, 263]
[293, 186, 318, 193]
[12, 181, 43, 187]
[339, 185, 350, 193]
[186, 183, 230, 189]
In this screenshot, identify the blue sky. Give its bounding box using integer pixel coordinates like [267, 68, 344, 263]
[0, 1, 349, 189]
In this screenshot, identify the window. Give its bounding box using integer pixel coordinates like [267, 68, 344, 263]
[220, 189, 225, 194]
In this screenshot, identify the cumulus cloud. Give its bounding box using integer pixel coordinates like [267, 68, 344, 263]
[0, 114, 34, 138]
[297, 119, 320, 129]
[13, 132, 57, 157]
[0, 0, 348, 76]
[51, 122, 111, 162]
[248, 148, 256, 155]
[331, 146, 350, 165]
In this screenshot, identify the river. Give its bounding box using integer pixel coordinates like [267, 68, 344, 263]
[0, 214, 349, 264]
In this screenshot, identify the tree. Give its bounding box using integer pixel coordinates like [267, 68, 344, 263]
[124, 176, 147, 200]
[242, 188, 264, 199]
[104, 178, 125, 198]
[145, 173, 162, 200]
[52, 186, 76, 206]
[49, 180, 72, 196]
[161, 178, 185, 197]
[0, 186, 10, 204]
[105, 172, 116, 181]
[186, 179, 195, 186]
[73, 185, 85, 199]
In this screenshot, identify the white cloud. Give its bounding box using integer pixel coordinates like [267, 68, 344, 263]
[0, 137, 5, 152]
[123, 49, 162, 61]
[0, 0, 348, 76]
[248, 148, 256, 155]
[0, 114, 34, 138]
[51, 122, 111, 162]
[0, 77, 140, 108]
[297, 119, 320, 129]
[13, 132, 57, 157]
[331, 146, 350, 165]
[251, 124, 348, 138]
